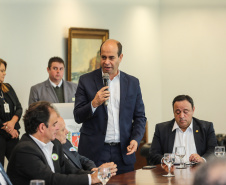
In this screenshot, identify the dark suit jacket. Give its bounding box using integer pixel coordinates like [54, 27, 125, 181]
[28, 79, 77, 105]
[0, 83, 22, 137]
[0, 162, 13, 185]
[63, 139, 96, 172]
[74, 68, 146, 165]
[7, 134, 89, 185]
[149, 117, 218, 165]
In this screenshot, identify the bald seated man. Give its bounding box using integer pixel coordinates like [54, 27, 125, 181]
[56, 117, 117, 173]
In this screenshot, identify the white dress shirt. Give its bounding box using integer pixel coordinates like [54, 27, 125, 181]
[49, 79, 63, 88]
[30, 135, 55, 172]
[105, 72, 120, 143]
[30, 136, 91, 185]
[91, 71, 121, 143]
[172, 120, 197, 163]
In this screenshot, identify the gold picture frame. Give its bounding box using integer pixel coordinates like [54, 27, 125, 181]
[68, 27, 109, 83]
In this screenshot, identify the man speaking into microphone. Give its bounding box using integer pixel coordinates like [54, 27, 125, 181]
[74, 39, 146, 174]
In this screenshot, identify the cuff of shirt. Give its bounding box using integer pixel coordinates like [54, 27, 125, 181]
[88, 174, 91, 185]
[91, 102, 97, 113]
[202, 157, 206, 162]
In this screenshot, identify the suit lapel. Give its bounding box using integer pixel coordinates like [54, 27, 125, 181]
[119, 72, 128, 119]
[94, 69, 107, 113]
[63, 147, 82, 169]
[52, 144, 61, 173]
[168, 120, 176, 152]
[45, 80, 59, 103]
[193, 119, 202, 155]
[63, 80, 68, 102]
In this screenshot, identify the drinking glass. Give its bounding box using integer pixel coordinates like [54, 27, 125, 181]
[215, 146, 225, 157]
[162, 153, 175, 177]
[175, 146, 186, 169]
[97, 167, 111, 185]
[30, 180, 45, 185]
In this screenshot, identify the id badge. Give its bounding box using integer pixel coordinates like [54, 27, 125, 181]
[4, 103, 10, 113]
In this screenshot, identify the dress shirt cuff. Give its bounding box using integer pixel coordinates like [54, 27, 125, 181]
[202, 157, 206, 163]
[88, 174, 91, 185]
[91, 102, 97, 113]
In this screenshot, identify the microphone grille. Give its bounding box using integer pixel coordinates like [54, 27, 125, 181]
[103, 73, 109, 80]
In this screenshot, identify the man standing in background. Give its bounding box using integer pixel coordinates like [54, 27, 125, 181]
[74, 39, 146, 174]
[28, 57, 77, 105]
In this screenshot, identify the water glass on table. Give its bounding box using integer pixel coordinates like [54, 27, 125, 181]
[30, 180, 45, 185]
[175, 146, 186, 169]
[162, 153, 175, 177]
[215, 146, 225, 157]
[98, 167, 111, 185]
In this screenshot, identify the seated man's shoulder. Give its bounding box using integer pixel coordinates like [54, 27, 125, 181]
[193, 117, 214, 128]
[156, 120, 174, 129]
[193, 117, 213, 126]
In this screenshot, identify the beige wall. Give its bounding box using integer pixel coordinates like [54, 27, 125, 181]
[0, 0, 226, 147]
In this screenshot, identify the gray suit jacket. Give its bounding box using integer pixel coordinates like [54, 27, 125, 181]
[28, 79, 77, 105]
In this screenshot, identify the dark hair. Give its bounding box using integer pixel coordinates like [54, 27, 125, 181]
[193, 156, 226, 185]
[99, 40, 122, 57]
[23, 101, 58, 135]
[172, 95, 194, 109]
[48, 57, 65, 69]
[0, 58, 9, 93]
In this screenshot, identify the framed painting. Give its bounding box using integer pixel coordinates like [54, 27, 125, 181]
[68, 27, 109, 83]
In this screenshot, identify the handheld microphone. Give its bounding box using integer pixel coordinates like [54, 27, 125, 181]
[102, 73, 109, 106]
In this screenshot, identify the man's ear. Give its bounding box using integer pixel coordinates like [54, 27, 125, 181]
[38, 123, 46, 134]
[119, 54, 123, 63]
[47, 67, 50, 74]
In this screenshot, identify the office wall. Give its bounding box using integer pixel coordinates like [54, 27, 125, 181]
[1, 0, 226, 145]
[0, 0, 160, 142]
[160, 0, 226, 134]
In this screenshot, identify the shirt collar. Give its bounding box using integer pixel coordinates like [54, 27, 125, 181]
[101, 70, 120, 80]
[29, 134, 53, 150]
[49, 79, 63, 88]
[172, 119, 193, 132]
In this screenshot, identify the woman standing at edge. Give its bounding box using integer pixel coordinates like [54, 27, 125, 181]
[0, 58, 22, 166]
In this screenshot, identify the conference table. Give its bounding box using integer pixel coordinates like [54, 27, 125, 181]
[108, 164, 198, 185]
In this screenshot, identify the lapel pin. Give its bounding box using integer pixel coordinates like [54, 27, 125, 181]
[52, 153, 59, 161]
[196, 130, 199, 133]
[69, 147, 76, 151]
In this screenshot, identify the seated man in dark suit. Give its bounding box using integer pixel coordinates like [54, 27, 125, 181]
[149, 95, 217, 165]
[0, 162, 12, 185]
[7, 101, 116, 185]
[55, 117, 97, 172]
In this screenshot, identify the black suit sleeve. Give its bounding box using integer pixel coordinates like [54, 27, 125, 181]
[74, 75, 94, 123]
[202, 122, 218, 159]
[149, 124, 164, 165]
[79, 155, 96, 171]
[8, 85, 22, 119]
